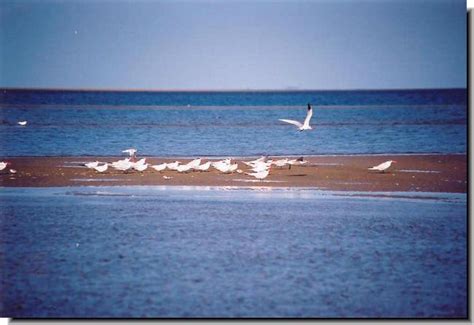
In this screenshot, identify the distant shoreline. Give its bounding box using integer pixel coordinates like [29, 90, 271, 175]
[0, 154, 466, 193]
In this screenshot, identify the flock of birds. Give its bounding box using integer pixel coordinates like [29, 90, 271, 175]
[83, 148, 309, 180]
[3, 104, 399, 180]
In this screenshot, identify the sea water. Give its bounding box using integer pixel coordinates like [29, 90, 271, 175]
[0, 187, 467, 317]
[0, 89, 466, 157]
[0, 89, 467, 318]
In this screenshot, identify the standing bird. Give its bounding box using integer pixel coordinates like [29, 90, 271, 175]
[151, 163, 167, 172]
[186, 158, 202, 170]
[272, 158, 289, 168]
[243, 156, 267, 167]
[250, 161, 273, 173]
[0, 161, 9, 171]
[132, 158, 147, 167]
[287, 157, 307, 170]
[279, 103, 313, 131]
[246, 169, 270, 180]
[133, 163, 148, 172]
[195, 161, 211, 172]
[368, 160, 397, 173]
[166, 161, 181, 170]
[85, 161, 100, 169]
[93, 164, 108, 173]
[177, 164, 193, 173]
[214, 163, 238, 173]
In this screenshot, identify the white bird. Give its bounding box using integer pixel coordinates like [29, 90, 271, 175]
[166, 161, 181, 170]
[18, 121, 27, 126]
[251, 161, 273, 173]
[0, 162, 9, 171]
[195, 161, 211, 172]
[279, 103, 313, 131]
[177, 164, 193, 173]
[212, 158, 231, 166]
[133, 163, 148, 172]
[212, 161, 229, 172]
[212, 158, 233, 170]
[9, 169, 17, 174]
[246, 169, 270, 180]
[243, 156, 267, 167]
[112, 157, 130, 165]
[368, 160, 397, 173]
[151, 163, 167, 172]
[288, 157, 308, 166]
[215, 163, 238, 173]
[112, 160, 133, 172]
[84, 161, 100, 169]
[110, 158, 130, 169]
[227, 163, 238, 173]
[132, 158, 147, 166]
[272, 158, 289, 168]
[122, 148, 137, 157]
[186, 158, 202, 169]
[93, 164, 108, 173]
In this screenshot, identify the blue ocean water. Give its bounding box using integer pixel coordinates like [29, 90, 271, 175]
[0, 187, 467, 318]
[0, 89, 467, 156]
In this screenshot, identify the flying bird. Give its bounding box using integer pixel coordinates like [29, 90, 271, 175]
[279, 103, 313, 131]
[122, 148, 137, 157]
[18, 121, 27, 126]
[368, 160, 397, 173]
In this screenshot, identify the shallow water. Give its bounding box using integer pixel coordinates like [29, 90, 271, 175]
[0, 89, 467, 156]
[0, 186, 467, 317]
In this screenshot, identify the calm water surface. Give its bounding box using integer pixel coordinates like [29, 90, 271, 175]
[0, 187, 467, 317]
[0, 89, 467, 156]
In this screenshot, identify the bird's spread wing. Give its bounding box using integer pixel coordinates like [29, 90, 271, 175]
[279, 119, 303, 128]
[303, 106, 313, 128]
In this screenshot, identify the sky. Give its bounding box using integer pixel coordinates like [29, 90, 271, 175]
[0, 0, 467, 90]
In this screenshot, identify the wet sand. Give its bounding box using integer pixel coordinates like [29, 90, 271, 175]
[0, 154, 467, 193]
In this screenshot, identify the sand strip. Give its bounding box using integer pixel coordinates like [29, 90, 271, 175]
[0, 154, 466, 193]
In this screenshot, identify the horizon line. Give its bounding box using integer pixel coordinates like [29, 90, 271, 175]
[0, 86, 467, 93]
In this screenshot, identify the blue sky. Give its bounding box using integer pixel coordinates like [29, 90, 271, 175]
[0, 0, 467, 90]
